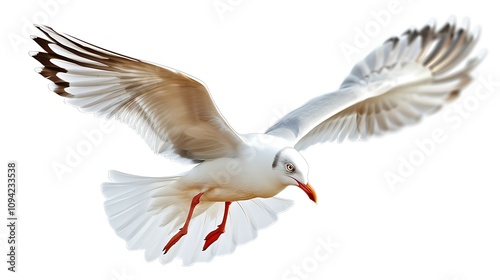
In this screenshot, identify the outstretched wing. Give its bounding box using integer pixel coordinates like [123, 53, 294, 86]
[265, 17, 485, 150]
[31, 25, 243, 162]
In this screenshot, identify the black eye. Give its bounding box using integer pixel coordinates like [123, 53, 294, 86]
[285, 163, 295, 173]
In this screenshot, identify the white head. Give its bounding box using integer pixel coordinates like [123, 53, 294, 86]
[271, 147, 317, 203]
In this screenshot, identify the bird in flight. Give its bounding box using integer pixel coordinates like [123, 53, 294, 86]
[31, 17, 484, 265]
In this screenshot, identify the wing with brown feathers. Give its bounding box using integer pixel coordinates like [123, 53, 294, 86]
[31, 25, 243, 162]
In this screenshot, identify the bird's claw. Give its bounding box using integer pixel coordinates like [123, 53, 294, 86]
[163, 228, 187, 254]
[202, 226, 225, 251]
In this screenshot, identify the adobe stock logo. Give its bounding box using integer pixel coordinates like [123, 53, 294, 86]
[51, 119, 115, 182]
[212, 0, 244, 21]
[339, 0, 406, 64]
[7, 0, 71, 53]
[282, 235, 340, 280]
[384, 74, 499, 191]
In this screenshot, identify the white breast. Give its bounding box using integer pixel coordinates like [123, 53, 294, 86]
[181, 133, 290, 202]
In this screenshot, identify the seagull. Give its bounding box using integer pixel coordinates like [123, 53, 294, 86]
[31, 17, 484, 265]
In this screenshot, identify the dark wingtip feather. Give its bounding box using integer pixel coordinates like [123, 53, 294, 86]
[48, 83, 73, 97]
[31, 36, 53, 53]
[446, 90, 460, 102]
[31, 51, 60, 69]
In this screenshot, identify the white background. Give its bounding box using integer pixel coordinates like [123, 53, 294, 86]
[1, 0, 500, 279]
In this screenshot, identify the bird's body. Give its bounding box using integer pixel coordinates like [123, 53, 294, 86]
[190, 134, 289, 201]
[159, 133, 296, 202]
[31, 17, 485, 264]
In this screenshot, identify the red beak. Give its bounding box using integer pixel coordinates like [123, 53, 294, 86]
[292, 178, 317, 203]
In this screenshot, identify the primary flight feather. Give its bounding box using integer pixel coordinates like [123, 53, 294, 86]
[31, 17, 484, 265]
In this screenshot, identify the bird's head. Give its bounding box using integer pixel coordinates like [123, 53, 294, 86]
[271, 147, 317, 203]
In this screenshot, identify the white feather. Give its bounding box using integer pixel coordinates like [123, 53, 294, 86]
[102, 170, 294, 265]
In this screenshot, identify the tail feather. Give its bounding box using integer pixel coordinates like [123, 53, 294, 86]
[102, 170, 186, 257]
[101, 170, 294, 265]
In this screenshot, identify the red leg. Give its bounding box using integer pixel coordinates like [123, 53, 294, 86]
[163, 192, 203, 254]
[203, 201, 231, 251]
